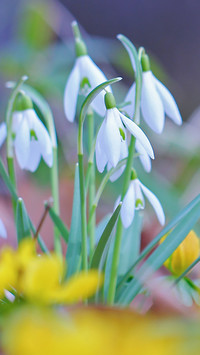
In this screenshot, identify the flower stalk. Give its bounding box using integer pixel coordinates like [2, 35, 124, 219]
[5, 76, 28, 218]
[107, 36, 143, 304]
[87, 108, 96, 260]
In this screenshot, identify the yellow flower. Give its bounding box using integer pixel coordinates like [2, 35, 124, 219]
[161, 230, 200, 276]
[0, 247, 16, 296]
[0, 238, 103, 304]
[22, 253, 103, 304]
[2, 307, 190, 355]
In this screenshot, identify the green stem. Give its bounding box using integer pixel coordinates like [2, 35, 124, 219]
[174, 256, 200, 285]
[5, 75, 28, 219]
[78, 154, 88, 271]
[87, 158, 127, 229]
[51, 147, 62, 255]
[107, 38, 143, 305]
[107, 137, 136, 305]
[87, 110, 96, 260]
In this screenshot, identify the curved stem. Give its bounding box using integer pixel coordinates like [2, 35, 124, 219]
[5, 76, 28, 218]
[87, 158, 127, 230]
[87, 109, 96, 260]
[107, 137, 136, 304]
[78, 153, 88, 271]
[107, 37, 143, 305]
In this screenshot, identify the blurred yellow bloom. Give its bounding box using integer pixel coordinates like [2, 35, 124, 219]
[0, 247, 16, 297]
[161, 230, 200, 276]
[2, 306, 194, 355]
[22, 253, 103, 304]
[0, 238, 103, 304]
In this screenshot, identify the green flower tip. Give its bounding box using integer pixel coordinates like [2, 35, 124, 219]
[130, 168, 137, 180]
[14, 92, 33, 112]
[72, 21, 81, 40]
[72, 21, 87, 57]
[141, 54, 150, 72]
[135, 198, 143, 208]
[104, 92, 116, 109]
[75, 38, 87, 57]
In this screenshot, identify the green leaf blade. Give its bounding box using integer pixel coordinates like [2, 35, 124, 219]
[90, 203, 122, 269]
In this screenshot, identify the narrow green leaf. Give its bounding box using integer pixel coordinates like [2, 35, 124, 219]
[118, 200, 200, 305]
[80, 77, 122, 126]
[117, 194, 200, 288]
[95, 214, 111, 244]
[90, 204, 121, 269]
[0, 158, 49, 253]
[16, 198, 31, 243]
[47, 206, 69, 243]
[0, 159, 18, 201]
[117, 211, 143, 278]
[66, 164, 82, 278]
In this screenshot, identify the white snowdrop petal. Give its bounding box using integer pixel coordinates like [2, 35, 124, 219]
[121, 182, 135, 228]
[95, 121, 107, 173]
[64, 61, 80, 122]
[108, 137, 128, 181]
[0, 122, 7, 148]
[141, 71, 165, 134]
[139, 181, 165, 225]
[0, 219, 7, 239]
[124, 83, 136, 119]
[135, 140, 152, 173]
[15, 117, 30, 169]
[24, 141, 41, 172]
[30, 111, 53, 167]
[108, 164, 125, 182]
[102, 109, 121, 168]
[79, 55, 111, 117]
[12, 112, 23, 134]
[153, 75, 182, 126]
[119, 112, 154, 159]
[134, 179, 145, 208]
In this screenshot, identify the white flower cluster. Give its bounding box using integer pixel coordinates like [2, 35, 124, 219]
[63, 26, 182, 228]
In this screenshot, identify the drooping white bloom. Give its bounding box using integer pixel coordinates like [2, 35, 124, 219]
[64, 54, 111, 122]
[120, 177, 165, 228]
[125, 55, 182, 134]
[0, 122, 7, 148]
[13, 109, 53, 172]
[0, 219, 7, 239]
[95, 94, 154, 176]
[135, 139, 152, 173]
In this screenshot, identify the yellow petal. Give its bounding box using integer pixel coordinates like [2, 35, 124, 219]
[171, 230, 200, 276]
[56, 270, 104, 303]
[22, 254, 65, 303]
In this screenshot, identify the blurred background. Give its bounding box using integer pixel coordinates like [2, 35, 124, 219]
[0, 0, 200, 248]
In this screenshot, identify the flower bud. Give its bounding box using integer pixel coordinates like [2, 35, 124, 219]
[162, 230, 200, 276]
[130, 168, 137, 181]
[75, 39, 87, 57]
[14, 92, 33, 112]
[104, 92, 116, 109]
[141, 54, 150, 72]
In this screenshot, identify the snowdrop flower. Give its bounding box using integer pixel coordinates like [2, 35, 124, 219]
[120, 170, 165, 228]
[12, 92, 53, 172]
[0, 219, 7, 239]
[125, 53, 182, 134]
[135, 139, 152, 173]
[0, 122, 6, 148]
[96, 92, 154, 177]
[64, 23, 111, 122]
